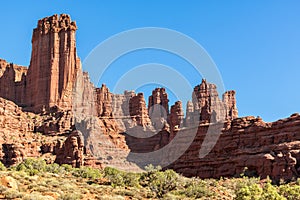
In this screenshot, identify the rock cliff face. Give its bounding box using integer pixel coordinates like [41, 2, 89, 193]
[26, 14, 81, 112]
[0, 15, 81, 113]
[148, 88, 169, 130]
[168, 101, 184, 137]
[167, 114, 300, 182]
[188, 79, 238, 124]
[0, 59, 27, 105]
[129, 93, 151, 127]
[1, 14, 300, 182]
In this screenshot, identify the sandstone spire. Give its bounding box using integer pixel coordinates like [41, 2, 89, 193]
[26, 14, 81, 112]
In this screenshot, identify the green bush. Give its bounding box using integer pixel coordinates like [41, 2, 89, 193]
[0, 161, 6, 171]
[104, 167, 125, 187]
[182, 178, 215, 198]
[235, 177, 286, 200]
[46, 163, 67, 174]
[61, 164, 73, 172]
[144, 169, 180, 198]
[261, 180, 285, 200]
[144, 164, 162, 172]
[72, 166, 102, 179]
[279, 184, 300, 200]
[123, 172, 141, 188]
[16, 158, 47, 175]
[235, 177, 262, 200]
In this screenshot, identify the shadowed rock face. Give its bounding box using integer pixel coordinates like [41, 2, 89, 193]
[1, 14, 300, 182]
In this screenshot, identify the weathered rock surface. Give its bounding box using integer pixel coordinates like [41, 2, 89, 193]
[55, 130, 84, 167]
[187, 79, 238, 125]
[1, 14, 300, 183]
[0, 59, 27, 105]
[148, 88, 169, 130]
[168, 101, 184, 138]
[26, 14, 81, 112]
[0, 14, 81, 113]
[0, 97, 57, 166]
[168, 114, 300, 182]
[129, 93, 151, 127]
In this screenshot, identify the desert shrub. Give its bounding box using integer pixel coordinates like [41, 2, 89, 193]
[104, 167, 125, 187]
[123, 172, 141, 187]
[0, 161, 6, 171]
[72, 166, 102, 179]
[279, 184, 300, 200]
[45, 163, 66, 174]
[235, 177, 262, 200]
[3, 189, 23, 199]
[235, 177, 286, 200]
[181, 178, 215, 198]
[144, 164, 162, 172]
[103, 167, 141, 188]
[142, 169, 180, 198]
[61, 164, 73, 172]
[261, 180, 285, 200]
[15, 158, 47, 175]
[60, 192, 82, 200]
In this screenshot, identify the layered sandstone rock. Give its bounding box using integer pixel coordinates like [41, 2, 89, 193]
[26, 14, 81, 112]
[0, 14, 82, 113]
[223, 90, 238, 120]
[55, 130, 84, 167]
[3, 14, 300, 183]
[34, 110, 74, 135]
[129, 93, 151, 127]
[0, 97, 60, 166]
[0, 59, 27, 105]
[168, 101, 184, 136]
[96, 84, 113, 117]
[187, 79, 238, 125]
[168, 113, 300, 182]
[148, 88, 169, 130]
[111, 91, 135, 131]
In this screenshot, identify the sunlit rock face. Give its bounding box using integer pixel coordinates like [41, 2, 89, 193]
[4, 14, 300, 183]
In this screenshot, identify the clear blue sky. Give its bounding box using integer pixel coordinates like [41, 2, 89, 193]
[0, 1, 299, 122]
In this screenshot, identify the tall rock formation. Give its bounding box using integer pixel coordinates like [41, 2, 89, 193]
[222, 90, 238, 120]
[148, 88, 169, 130]
[112, 90, 135, 131]
[129, 93, 151, 127]
[187, 79, 238, 125]
[0, 59, 27, 105]
[26, 14, 81, 112]
[168, 101, 184, 136]
[96, 84, 113, 117]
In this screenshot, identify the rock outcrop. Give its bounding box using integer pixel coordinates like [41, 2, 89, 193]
[167, 114, 300, 182]
[2, 14, 300, 183]
[0, 15, 81, 113]
[55, 130, 84, 167]
[0, 59, 27, 105]
[148, 88, 169, 130]
[129, 93, 151, 127]
[187, 79, 238, 124]
[168, 101, 184, 137]
[0, 97, 57, 166]
[26, 14, 81, 112]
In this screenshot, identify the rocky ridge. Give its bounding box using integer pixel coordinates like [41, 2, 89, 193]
[0, 14, 299, 182]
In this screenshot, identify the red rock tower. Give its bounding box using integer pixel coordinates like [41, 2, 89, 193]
[26, 14, 81, 112]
